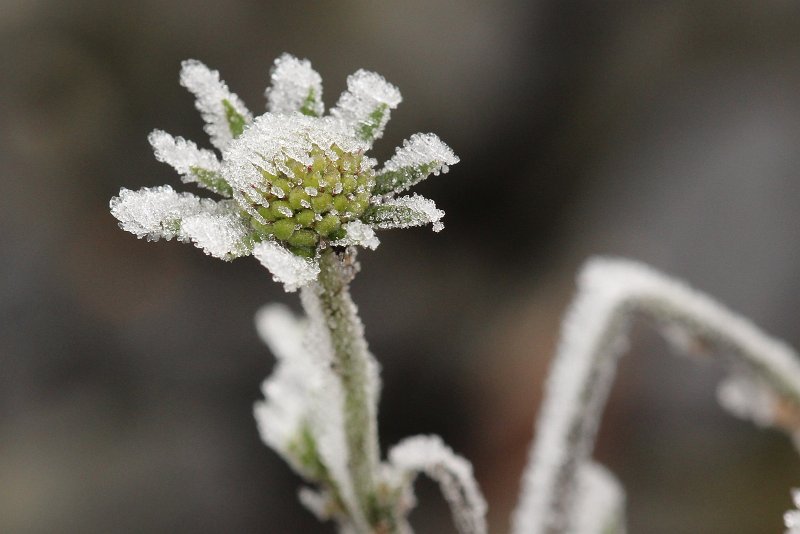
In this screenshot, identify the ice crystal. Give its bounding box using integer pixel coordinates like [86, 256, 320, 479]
[111, 54, 457, 292]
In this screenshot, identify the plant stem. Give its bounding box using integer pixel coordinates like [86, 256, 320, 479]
[314, 248, 381, 530]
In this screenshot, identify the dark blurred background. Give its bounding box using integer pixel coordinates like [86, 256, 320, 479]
[3, 1, 800, 532]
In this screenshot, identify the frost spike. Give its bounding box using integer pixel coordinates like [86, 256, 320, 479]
[148, 130, 232, 196]
[388, 435, 487, 534]
[331, 69, 401, 144]
[266, 53, 324, 117]
[511, 257, 800, 534]
[374, 133, 459, 195]
[180, 59, 253, 150]
[363, 194, 444, 232]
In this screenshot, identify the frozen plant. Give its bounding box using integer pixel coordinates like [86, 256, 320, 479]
[111, 55, 800, 533]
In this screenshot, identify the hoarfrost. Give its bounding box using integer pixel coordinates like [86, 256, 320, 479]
[330, 221, 380, 250]
[331, 69, 401, 143]
[149, 130, 221, 176]
[389, 434, 487, 534]
[253, 304, 311, 464]
[181, 210, 250, 259]
[110, 185, 216, 241]
[223, 113, 370, 196]
[369, 194, 445, 232]
[180, 59, 252, 150]
[571, 463, 626, 534]
[253, 240, 320, 292]
[377, 133, 459, 194]
[300, 287, 368, 531]
[298, 487, 333, 521]
[512, 257, 800, 534]
[266, 53, 324, 117]
[785, 488, 800, 534]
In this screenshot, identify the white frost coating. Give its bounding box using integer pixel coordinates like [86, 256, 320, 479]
[300, 287, 368, 531]
[253, 305, 312, 466]
[180, 59, 252, 151]
[253, 300, 366, 531]
[181, 210, 249, 259]
[298, 487, 332, 521]
[330, 221, 380, 250]
[389, 435, 487, 534]
[785, 488, 800, 534]
[148, 129, 221, 178]
[375, 194, 445, 232]
[512, 257, 800, 534]
[381, 133, 459, 193]
[331, 69, 401, 142]
[571, 463, 625, 534]
[253, 240, 320, 292]
[110, 185, 216, 241]
[266, 53, 324, 116]
[223, 113, 370, 200]
[717, 373, 778, 428]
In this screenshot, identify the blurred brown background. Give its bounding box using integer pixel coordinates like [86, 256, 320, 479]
[2, 1, 800, 532]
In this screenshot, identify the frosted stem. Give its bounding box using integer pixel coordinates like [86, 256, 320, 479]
[312, 248, 381, 531]
[512, 258, 800, 534]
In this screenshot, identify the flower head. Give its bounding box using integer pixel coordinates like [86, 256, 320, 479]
[110, 54, 458, 291]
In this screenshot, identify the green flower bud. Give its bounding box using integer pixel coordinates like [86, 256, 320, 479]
[315, 214, 341, 237]
[272, 218, 297, 240]
[310, 192, 333, 212]
[287, 229, 319, 248]
[270, 200, 294, 219]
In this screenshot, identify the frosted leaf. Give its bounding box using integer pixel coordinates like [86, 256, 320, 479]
[512, 257, 800, 534]
[181, 209, 250, 259]
[180, 59, 252, 150]
[223, 113, 370, 197]
[331, 69, 401, 143]
[571, 463, 626, 534]
[364, 194, 444, 232]
[253, 240, 320, 291]
[785, 488, 800, 534]
[148, 130, 232, 196]
[110, 185, 216, 241]
[389, 435, 487, 534]
[267, 53, 324, 117]
[330, 220, 380, 250]
[375, 133, 459, 195]
[298, 487, 333, 521]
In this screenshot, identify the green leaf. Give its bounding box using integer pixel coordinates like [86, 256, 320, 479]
[357, 103, 388, 143]
[189, 166, 233, 197]
[373, 162, 436, 196]
[222, 98, 247, 138]
[362, 203, 428, 229]
[299, 88, 321, 117]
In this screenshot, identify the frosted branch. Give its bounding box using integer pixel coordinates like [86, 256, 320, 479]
[331, 69, 401, 144]
[266, 53, 324, 117]
[388, 434, 487, 534]
[180, 59, 252, 150]
[363, 194, 445, 233]
[512, 257, 800, 534]
[375, 133, 459, 195]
